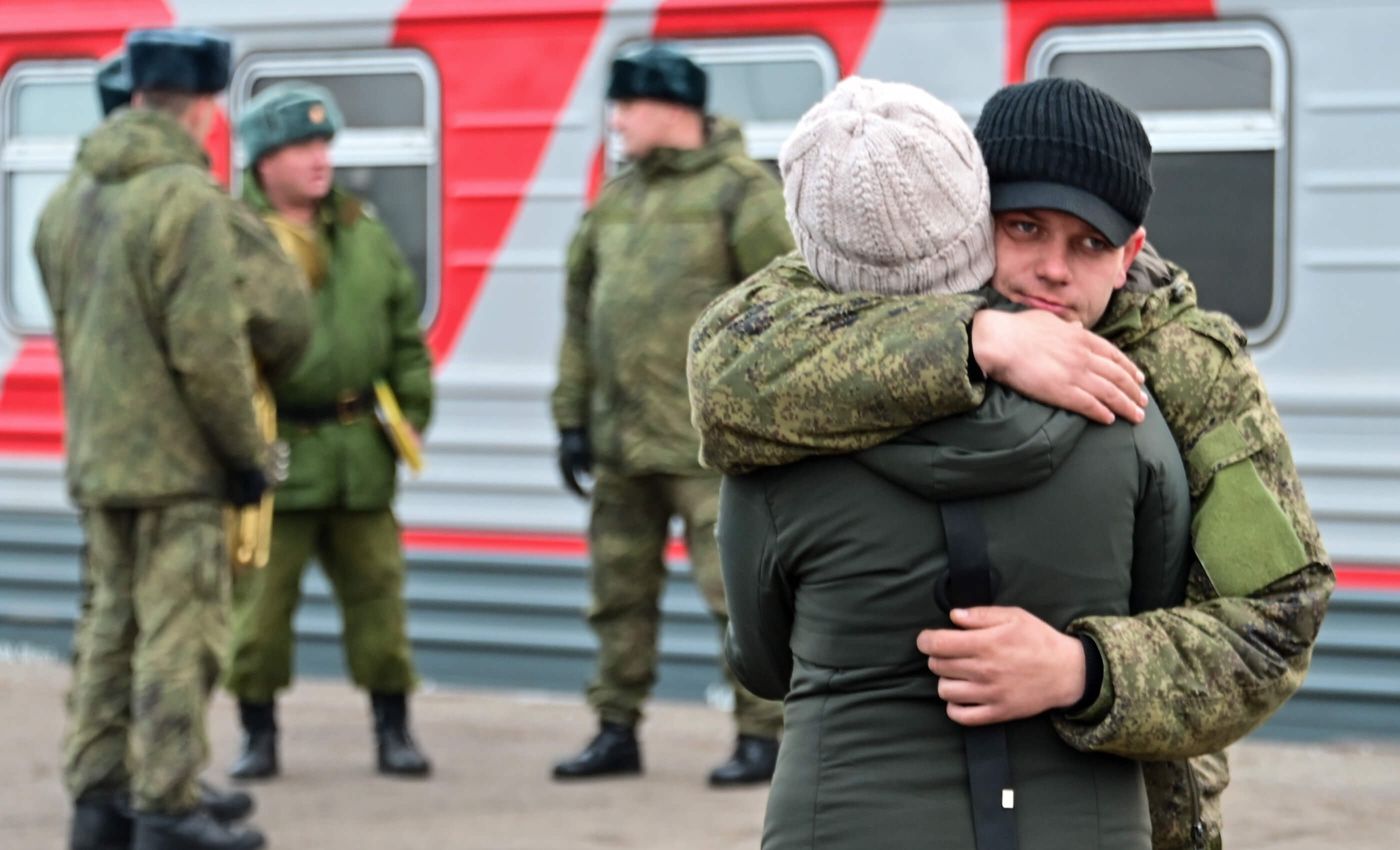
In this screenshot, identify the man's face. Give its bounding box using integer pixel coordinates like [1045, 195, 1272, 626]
[990, 208, 1146, 328]
[608, 98, 685, 160]
[257, 137, 334, 205]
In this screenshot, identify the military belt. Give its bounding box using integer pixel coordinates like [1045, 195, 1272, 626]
[938, 500, 1020, 850]
[279, 389, 374, 426]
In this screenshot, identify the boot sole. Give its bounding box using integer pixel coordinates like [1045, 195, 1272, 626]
[552, 765, 643, 781]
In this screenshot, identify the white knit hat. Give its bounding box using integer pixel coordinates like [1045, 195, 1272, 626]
[779, 76, 994, 296]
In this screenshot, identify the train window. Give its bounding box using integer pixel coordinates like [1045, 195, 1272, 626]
[0, 61, 102, 333]
[609, 37, 839, 170]
[1029, 23, 1288, 340]
[232, 51, 441, 322]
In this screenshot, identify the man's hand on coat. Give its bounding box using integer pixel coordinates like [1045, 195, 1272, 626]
[917, 606, 1086, 726]
[557, 428, 593, 498]
[970, 309, 1148, 426]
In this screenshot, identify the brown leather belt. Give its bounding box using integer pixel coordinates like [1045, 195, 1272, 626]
[279, 389, 373, 426]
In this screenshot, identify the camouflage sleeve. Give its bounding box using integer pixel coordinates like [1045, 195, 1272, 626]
[727, 169, 795, 279]
[1055, 323, 1333, 759]
[550, 213, 595, 431]
[687, 254, 988, 473]
[717, 473, 795, 701]
[229, 201, 312, 381]
[381, 226, 434, 434]
[154, 182, 265, 471]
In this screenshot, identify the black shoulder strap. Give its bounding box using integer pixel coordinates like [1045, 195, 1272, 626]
[939, 500, 1020, 850]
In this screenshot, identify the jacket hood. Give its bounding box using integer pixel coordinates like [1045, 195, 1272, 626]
[76, 109, 209, 183]
[855, 382, 1088, 501]
[636, 115, 746, 179]
[1095, 240, 1201, 347]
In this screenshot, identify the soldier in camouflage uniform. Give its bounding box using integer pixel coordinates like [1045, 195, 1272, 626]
[223, 83, 435, 781]
[35, 29, 308, 850]
[688, 77, 1332, 850]
[550, 46, 794, 785]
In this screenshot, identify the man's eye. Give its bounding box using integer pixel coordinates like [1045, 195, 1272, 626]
[1011, 220, 1037, 235]
[1081, 236, 1109, 252]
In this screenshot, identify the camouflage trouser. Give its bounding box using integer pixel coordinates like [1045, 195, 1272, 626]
[224, 508, 416, 702]
[65, 501, 228, 814]
[586, 467, 783, 739]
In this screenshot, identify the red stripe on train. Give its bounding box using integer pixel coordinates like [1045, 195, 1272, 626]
[393, 0, 612, 364]
[1004, 0, 1215, 84]
[653, 0, 883, 75]
[0, 1, 175, 456]
[404, 526, 1400, 595]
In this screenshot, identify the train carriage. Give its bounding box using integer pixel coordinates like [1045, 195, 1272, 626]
[0, 0, 1396, 738]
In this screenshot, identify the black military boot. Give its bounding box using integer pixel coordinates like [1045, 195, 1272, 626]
[196, 781, 253, 823]
[132, 810, 264, 850]
[708, 734, 779, 787]
[227, 701, 278, 781]
[370, 691, 432, 777]
[552, 721, 642, 779]
[70, 789, 133, 850]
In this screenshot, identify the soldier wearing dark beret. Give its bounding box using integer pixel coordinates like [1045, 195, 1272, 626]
[95, 54, 131, 116]
[550, 44, 792, 786]
[37, 27, 306, 850]
[223, 82, 435, 783]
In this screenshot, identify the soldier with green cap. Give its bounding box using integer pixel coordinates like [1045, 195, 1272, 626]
[550, 44, 793, 786]
[223, 82, 435, 782]
[36, 27, 294, 850]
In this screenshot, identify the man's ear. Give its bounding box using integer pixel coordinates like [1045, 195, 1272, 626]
[1116, 227, 1148, 288]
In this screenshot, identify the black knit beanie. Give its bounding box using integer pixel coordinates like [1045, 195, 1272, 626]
[974, 77, 1153, 246]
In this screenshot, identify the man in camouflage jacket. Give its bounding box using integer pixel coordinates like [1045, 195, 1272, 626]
[550, 46, 794, 785]
[223, 83, 435, 782]
[35, 29, 307, 850]
[688, 79, 1331, 850]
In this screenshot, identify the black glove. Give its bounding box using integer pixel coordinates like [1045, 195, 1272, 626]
[227, 467, 269, 507]
[558, 428, 593, 498]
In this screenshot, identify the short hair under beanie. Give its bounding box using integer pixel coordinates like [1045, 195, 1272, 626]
[779, 76, 994, 297]
[974, 77, 1153, 246]
[238, 83, 344, 165]
[126, 28, 231, 94]
[607, 45, 707, 111]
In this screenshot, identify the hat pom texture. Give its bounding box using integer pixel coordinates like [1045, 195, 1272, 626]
[779, 77, 994, 296]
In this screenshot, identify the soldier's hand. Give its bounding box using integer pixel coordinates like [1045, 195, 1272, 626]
[917, 606, 1087, 726]
[558, 428, 593, 499]
[227, 467, 269, 507]
[970, 309, 1147, 425]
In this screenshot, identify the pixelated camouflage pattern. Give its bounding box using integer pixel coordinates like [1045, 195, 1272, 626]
[64, 501, 229, 813]
[552, 117, 794, 474]
[687, 250, 988, 472]
[685, 247, 1332, 849]
[34, 109, 266, 506]
[225, 508, 416, 701]
[585, 467, 782, 737]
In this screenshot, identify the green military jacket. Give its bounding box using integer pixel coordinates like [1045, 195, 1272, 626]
[551, 117, 794, 474]
[722, 381, 1190, 850]
[34, 110, 271, 507]
[687, 247, 1333, 850]
[229, 200, 314, 383]
[242, 176, 433, 511]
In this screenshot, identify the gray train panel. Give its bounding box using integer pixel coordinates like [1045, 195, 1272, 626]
[1, 512, 1397, 741]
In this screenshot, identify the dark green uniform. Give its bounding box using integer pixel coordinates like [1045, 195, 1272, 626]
[722, 379, 1191, 849]
[687, 247, 1332, 849]
[224, 178, 433, 702]
[34, 109, 287, 814]
[551, 117, 793, 736]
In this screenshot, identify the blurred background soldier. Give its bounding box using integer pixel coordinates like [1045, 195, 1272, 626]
[550, 45, 793, 786]
[223, 83, 435, 781]
[35, 28, 285, 850]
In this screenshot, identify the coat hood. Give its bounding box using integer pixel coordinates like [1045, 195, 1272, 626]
[75, 109, 209, 184]
[1095, 241, 1202, 346]
[635, 115, 747, 179]
[855, 353, 1088, 501]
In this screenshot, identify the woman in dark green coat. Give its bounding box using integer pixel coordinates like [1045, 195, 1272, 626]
[711, 77, 1192, 850]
